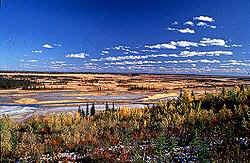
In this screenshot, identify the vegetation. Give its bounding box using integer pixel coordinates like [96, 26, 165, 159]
[0, 86, 249, 162]
[0, 77, 36, 89]
[128, 84, 161, 91]
[0, 75, 73, 90]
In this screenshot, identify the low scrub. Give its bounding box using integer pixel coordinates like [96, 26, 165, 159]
[0, 86, 249, 162]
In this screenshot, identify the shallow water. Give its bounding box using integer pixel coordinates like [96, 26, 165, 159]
[19, 91, 145, 101]
[0, 103, 149, 121]
[77, 95, 145, 100]
[0, 96, 12, 103]
[0, 106, 37, 116]
[0, 90, 175, 120]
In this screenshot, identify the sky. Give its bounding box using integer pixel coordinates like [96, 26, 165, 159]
[0, 0, 250, 75]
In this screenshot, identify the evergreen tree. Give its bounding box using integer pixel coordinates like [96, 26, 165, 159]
[86, 103, 89, 116]
[222, 87, 226, 96]
[105, 102, 109, 112]
[112, 102, 115, 112]
[91, 103, 95, 116]
[179, 89, 183, 97]
[78, 105, 81, 116]
[81, 109, 85, 117]
[191, 90, 195, 97]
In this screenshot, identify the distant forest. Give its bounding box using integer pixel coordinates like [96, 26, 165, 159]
[0, 77, 37, 89]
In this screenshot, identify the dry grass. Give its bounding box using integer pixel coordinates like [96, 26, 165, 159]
[15, 98, 38, 104]
[142, 93, 178, 101]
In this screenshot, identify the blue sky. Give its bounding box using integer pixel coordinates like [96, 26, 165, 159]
[0, 0, 250, 75]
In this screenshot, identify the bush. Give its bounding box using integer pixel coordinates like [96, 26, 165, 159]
[0, 86, 249, 161]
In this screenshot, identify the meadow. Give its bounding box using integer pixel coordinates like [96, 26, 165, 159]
[0, 85, 249, 162]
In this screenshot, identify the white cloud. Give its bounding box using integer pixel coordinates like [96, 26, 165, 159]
[221, 60, 250, 66]
[42, 44, 54, 49]
[200, 38, 226, 47]
[199, 59, 220, 63]
[168, 54, 179, 57]
[232, 44, 242, 48]
[178, 59, 198, 63]
[104, 55, 149, 61]
[123, 49, 139, 54]
[165, 60, 178, 64]
[112, 45, 139, 54]
[172, 21, 178, 25]
[65, 52, 89, 59]
[168, 27, 195, 34]
[179, 28, 195, 34]
[32, 50, 43, 53]
[180, 51, 233, 57]
[101, 50, 109, 54]
[145, 43, 177, 49]
[227, 60, 242, 63]
[165, 59, 221, 64]
[197, 22, 207, 26]
[53, 43, 62, 47]
[51, 61, 66, 64]
[197, 22, 216, 29]
[113, 45, 130, 50]
[141, 49, 158, 52]
[91, 53, 179, 62]
[106, 60, 162, 66]
[27, 60, 39, 63]
[184, 21, 194, 26]
[170, 41, 199, 47]
[145, 38, 227, 50]
[194, 16, 214, 22]
[91, 59, 99, 62]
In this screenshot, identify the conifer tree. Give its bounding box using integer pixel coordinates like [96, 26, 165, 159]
[81, 109, 85, 117]
[78, 105, 81, 116]
[179, 89, 183, 97]
[91, 103, 95, 116]
[112, 102, 115, 112]
[222, 87, 226, 96]
[86, 103, 89, 116]
[105, 102, 109, 112]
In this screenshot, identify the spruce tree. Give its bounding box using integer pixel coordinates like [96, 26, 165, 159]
[91, 103, 95, 116]
[191, 90, 195, 97]
[105, 102, 109, 112]
[78, 105, 81, 116]
[222, 87, 226, 96]
[112, 102, 115, 112]
[179, 89, 183, 97]
[81, 109, 85, 117]
[86, 103, 89, 116]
